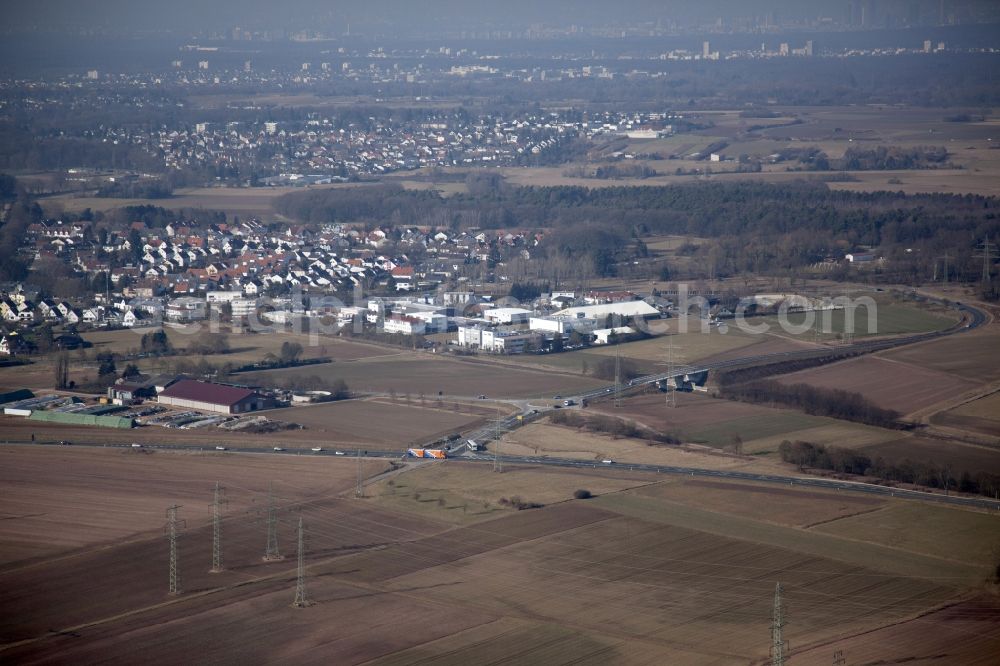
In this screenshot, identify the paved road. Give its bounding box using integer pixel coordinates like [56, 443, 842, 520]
[8, 439, 998, 511]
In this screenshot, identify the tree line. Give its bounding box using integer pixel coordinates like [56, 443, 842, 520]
[274, 180, 999, 282]
[718, 380, 901, 429]
[779, 439, 1000, 499]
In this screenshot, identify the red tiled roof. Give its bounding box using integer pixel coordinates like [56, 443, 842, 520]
[158, 380, 256, 406]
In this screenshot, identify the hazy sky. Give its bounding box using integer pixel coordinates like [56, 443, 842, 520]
[4, 1, 993, 35]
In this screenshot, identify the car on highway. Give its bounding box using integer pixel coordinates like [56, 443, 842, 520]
[311, 447, 323, 452]
[215, 446, 227, 451]
[58, 440, 72, 445]
[131, 443, 142, 448]
[334, 451, 345, 455]
[273, 446, 284, 452]
[601, 459, 615, 464]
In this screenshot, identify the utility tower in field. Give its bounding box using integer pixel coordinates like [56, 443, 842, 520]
[771, 582, 786, 666]
[165, 505, 185, 595]
[493, 405, 503, 473]
[614, 344, 623, 408]
[355, 449, 364, 498]
[976, 238, 996, 284]
[263, 482, 283, 561]
[659, 335, 684, 408]
[292, 516, 311, 608]
[210, 482, 227, 573]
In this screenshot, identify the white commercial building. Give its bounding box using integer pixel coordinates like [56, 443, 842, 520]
[165, 297, 207, 322]
[552, 300, 660, 322]
[529, 315, 597, 335]
[481, 329, 542, 354]
[592, 326, 637, 345]
[383, 314, 427, 336]
[482, 307, 533, 325]
[456, 325, 485, 348]
[231, 297, 259, 318]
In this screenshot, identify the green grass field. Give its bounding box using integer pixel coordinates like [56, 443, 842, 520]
[755, 302, 956, 340]
[680, 411, 830, 448]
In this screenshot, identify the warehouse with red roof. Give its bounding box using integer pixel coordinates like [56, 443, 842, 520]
[157, 379, 268, 415]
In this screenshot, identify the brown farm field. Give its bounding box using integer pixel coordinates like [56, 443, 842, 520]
[282, 397, 488, 446]
[878, 323, 1000, 383]
[633, 478, 888, 529]
[589, 391, 835, 450]
[1, 446, 998, 664]
[775, 355, 977, 415]
[0, 446, 393, 568]
[0, 396, 489, 451]
[932, 391, 1000, 437]
[499, 421, 792, 475]
[858, 434, 1000, 476]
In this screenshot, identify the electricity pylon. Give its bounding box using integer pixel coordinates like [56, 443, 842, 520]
[210, 482, 227, 573]
[976, 238, 996, 284]
[292, 516, 311, 608]
[263, 482, 283, 561]
[355, 449, 364, 498]
[771, 582, 786, 666]
[165, 505, 185, 595]
[658, 335, 684, 408]
[492, 405, 503, 473]
[614, 344, 623, 408]
[936, 252, 951, 284]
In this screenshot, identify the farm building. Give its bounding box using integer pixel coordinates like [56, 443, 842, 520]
[157, 379, 269, 415]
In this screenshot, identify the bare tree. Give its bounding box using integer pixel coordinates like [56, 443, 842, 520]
[54, 352, 70, 389]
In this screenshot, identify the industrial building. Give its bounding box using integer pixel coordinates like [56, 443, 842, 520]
[157, 379, 268, 415]
[552, 300, 660, 322]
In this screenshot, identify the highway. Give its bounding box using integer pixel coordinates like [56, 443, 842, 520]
[8, 438, 999, 512]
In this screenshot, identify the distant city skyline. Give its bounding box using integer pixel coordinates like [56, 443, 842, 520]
[5, 0, 998, 37]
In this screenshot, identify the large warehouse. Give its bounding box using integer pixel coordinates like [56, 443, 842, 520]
[157, 379, 268, 415]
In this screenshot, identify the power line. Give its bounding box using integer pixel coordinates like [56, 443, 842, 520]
[771, 582, 786, 666]
[292, 516, 311, 608]
[164, 504, 185, 595]
[210, 482, 227, 573]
